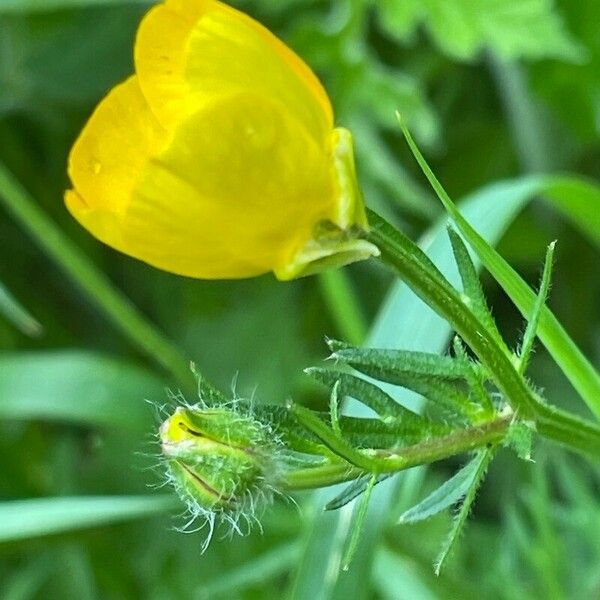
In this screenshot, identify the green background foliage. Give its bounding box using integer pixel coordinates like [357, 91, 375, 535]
[1, 0, 599, 597]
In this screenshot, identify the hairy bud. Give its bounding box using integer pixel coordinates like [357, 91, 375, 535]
[159, 404, 282, 539]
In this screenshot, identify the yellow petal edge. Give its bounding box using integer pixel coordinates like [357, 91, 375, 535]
[65, 0, 377, 281]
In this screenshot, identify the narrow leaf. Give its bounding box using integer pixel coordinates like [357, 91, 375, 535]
[518, 241, 555, 374]
[338, 415, 449, 448]
[326, 474, 392, 511]
[398, 451, 489, 524]
[434, 447, 494, 574]
[0, 281, 43, 337]
[0, 496, 176, 542]
[332, 347, 472, 380]
[306, 367, 423, 422]
[342, 475, 377, 570]
[447, 228, 507, 352]
[326, 357, 474, 421]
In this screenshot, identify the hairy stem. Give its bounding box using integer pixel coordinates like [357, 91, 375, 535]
[282, 415, 512, 491]
[362, 210, 600, 464]
[364, 210, 541, 417]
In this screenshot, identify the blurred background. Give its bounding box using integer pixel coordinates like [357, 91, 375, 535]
[1, 0, 600, 598]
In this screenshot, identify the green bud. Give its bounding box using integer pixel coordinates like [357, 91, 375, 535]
[159, 404, 281, 534]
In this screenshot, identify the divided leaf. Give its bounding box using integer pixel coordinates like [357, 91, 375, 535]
[326, 474, 392, 511]
[328, 349, 475, 421]
[377, 0, 584, 62]
[434, 447, 495, 575]
[447, 227, 508, 355]
[306, 367, 424, 423]
[398, 451, 489, 524]
[518, 241, 556, 375]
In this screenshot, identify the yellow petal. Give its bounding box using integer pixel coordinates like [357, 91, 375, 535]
[123, 92, 335, 278]
[65, 1, 378, 280]
[65, 76, 167, 253]
[134, 0, 332, 142]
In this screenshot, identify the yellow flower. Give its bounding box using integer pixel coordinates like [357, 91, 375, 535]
[65, 0, 378, 280]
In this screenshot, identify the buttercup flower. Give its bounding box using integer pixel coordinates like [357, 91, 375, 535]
[65, 0, 378, 280]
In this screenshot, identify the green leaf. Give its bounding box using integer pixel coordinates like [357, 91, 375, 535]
[290, 176, 534, 599]
[305, 367, 424, 423]
[434, 448, 494, 574]
[0, 351, 165, 430]
[331, 347, 472, 381]
[0, 280, 42, 337]
[378, 0, 585, 62]
[518, 241, 556, 374]
[199, 542, 301, 598]
[341, 474, 377, 570]
[0, 495, 176, 542]
[398, 452, 490, 524]
[399, 123, 600, 418]
[330, 348, 474, 420]
[325, 474, 392, 511]
[447, 228, 507, 353]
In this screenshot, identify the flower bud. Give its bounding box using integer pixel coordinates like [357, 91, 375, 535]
[159, 404, 280, 524]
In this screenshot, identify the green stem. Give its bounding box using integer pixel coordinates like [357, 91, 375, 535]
[364, 210, 541, 417]
[0, 162, 195, 391]
[318, 270, 367, 345]
[283, 415, 512, 491]
[283, 403, 600, 490]
[362, 209, 600, 463]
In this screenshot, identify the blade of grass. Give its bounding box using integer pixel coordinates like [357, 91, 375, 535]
[0, 350, 165, 430]
[318, 270, 368, 346]
[0, 162, 194, 391]
[0, 495, 177, 542]
[0, 280, 42, 337]
[199, 542, 301, 598]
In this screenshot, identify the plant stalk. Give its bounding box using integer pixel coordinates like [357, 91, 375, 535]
[362, 210, 600, 463]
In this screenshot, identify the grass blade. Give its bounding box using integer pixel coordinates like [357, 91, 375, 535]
[0, 350, 165, 429]
[0, 162, 194, 390]
[0, 496, 176, 542]
[0, 280, 42, 337]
